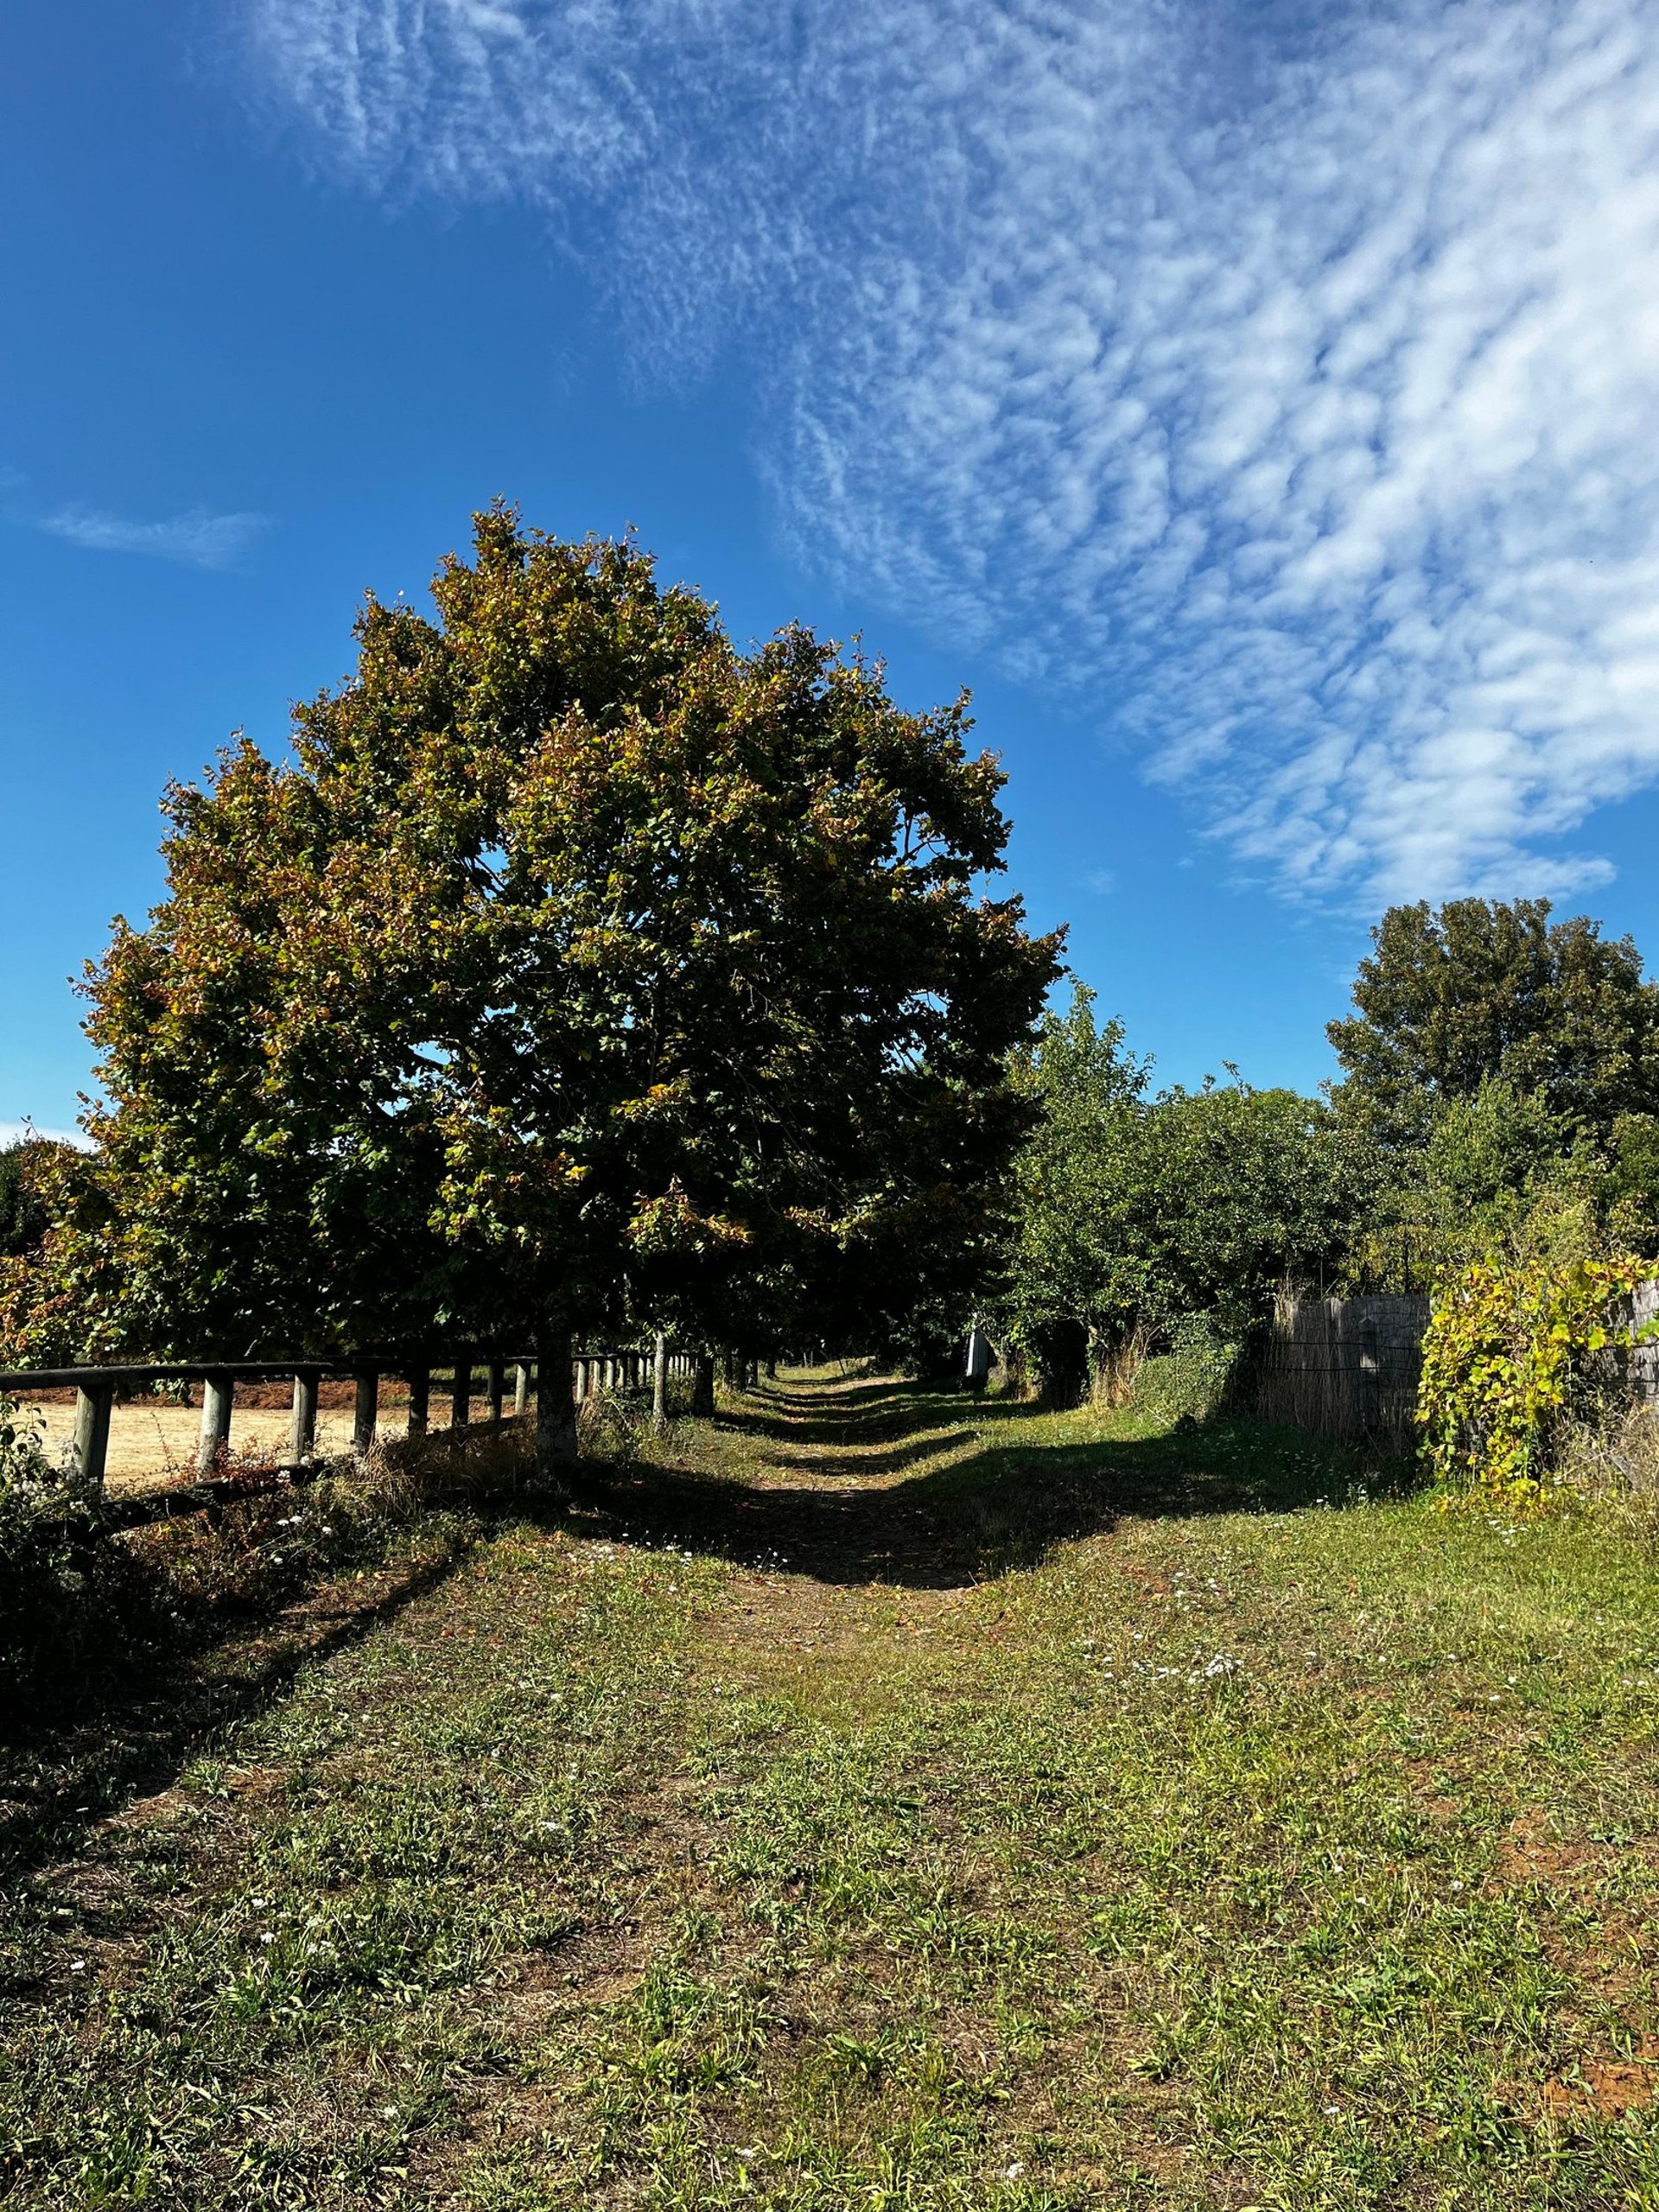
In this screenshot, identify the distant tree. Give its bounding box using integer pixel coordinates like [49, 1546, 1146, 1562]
[1416, 1079, 1593, 1227]
[35, 508, 1060, 1366]
[998, 987, 1359, 1397]
[1607, 1113, 1659, 1257]
[996, 983, 1152, 1393]
[1135, 1080, 1362, 1332]
[1328, 899, 1659, 1144]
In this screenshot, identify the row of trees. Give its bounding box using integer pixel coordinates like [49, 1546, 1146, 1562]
[995, 898, 1659, 1398]
[0, 509, 1061, 1377]
[9, 508, 1659, 1412]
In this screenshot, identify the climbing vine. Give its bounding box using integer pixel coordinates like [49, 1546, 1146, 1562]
[1417, 1251, 1650, 1505]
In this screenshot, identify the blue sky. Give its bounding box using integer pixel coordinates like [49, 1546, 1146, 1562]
[9, 0, 1659, 1144]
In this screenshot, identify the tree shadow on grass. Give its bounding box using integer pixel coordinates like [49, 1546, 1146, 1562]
[711, 1389, 931, 1449]
[594, 1389, 1415, 1591]
[770, 1429, 979, 1481]
[0, 1546, 493, 1888]
[0, 1440, 610, 1887]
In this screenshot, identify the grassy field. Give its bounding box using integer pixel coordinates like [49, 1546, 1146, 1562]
[4, 1371, 1659, 2209]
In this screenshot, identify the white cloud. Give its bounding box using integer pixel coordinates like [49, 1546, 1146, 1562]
[41, 505, 266, 569]
[245, 0, 1659, 906]
[0, 1121, 91, 1151]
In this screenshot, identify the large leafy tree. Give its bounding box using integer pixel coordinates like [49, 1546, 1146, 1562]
[1328, 899, 1659, 1143]
[37, 509, 1060, 1363]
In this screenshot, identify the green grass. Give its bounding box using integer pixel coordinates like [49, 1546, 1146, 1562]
[4, 1375, 1659, 2208]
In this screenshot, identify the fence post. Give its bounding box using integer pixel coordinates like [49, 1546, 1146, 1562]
[487, 1359, 505, 1425]
[1357, 1316, 1382, 1433]
[535, 1327, 577, 1473]
[291, 1370, 320, 1464]
[693, 1353, 715, 1417]
[198, 1371, 233, 1473]
[72, 1379, 113, 1490]
[449, 1357, 472, 1437]
[652, 1332, 669, 1431]
[353, 1370, 378, 1454]
[513, 1362, 530, 1415]
[406, 1365, 429, 1439]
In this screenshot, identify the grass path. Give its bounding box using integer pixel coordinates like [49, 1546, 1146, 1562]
[5, 1374, 1659, 2208]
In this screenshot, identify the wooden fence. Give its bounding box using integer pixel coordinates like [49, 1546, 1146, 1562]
[1246, 1294, 1431, 1444]
[1250, 1281, 1659, 1446]
[1632, 1284, 1659, 1406]
[0, 1342, 714, 1528]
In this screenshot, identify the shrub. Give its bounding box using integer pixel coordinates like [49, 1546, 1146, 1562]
[0, 1396, 116, 1700]
[1417, 1252, 1650, 1506]
[1127, 1315, 1239, 1427]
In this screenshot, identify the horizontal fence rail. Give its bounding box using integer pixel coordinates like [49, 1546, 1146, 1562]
[0, 1343, 714, 1508]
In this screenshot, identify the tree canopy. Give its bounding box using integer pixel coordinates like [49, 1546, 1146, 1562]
[997, 985, 1361, 1394]
[22, 509, 1059, 1361]
[1328, 898, 1659, 1142]
[0, 1142, 56, 1262]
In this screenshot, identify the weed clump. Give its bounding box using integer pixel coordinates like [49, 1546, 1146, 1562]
[0, 1414, 541, 1729]
[0, 1396, 129, 1706]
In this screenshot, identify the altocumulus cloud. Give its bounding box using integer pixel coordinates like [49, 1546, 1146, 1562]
[41, 505, 266, 569]
[246, 0, 1659, 906]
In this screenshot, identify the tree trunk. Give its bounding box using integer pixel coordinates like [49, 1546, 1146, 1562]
[652, 1331, 669, 1431]
[535, 1327, 577, 1475]
[693, 1354, 715, 1417]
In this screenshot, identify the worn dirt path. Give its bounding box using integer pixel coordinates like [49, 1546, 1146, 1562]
[594, 1369, 1028, 1586]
